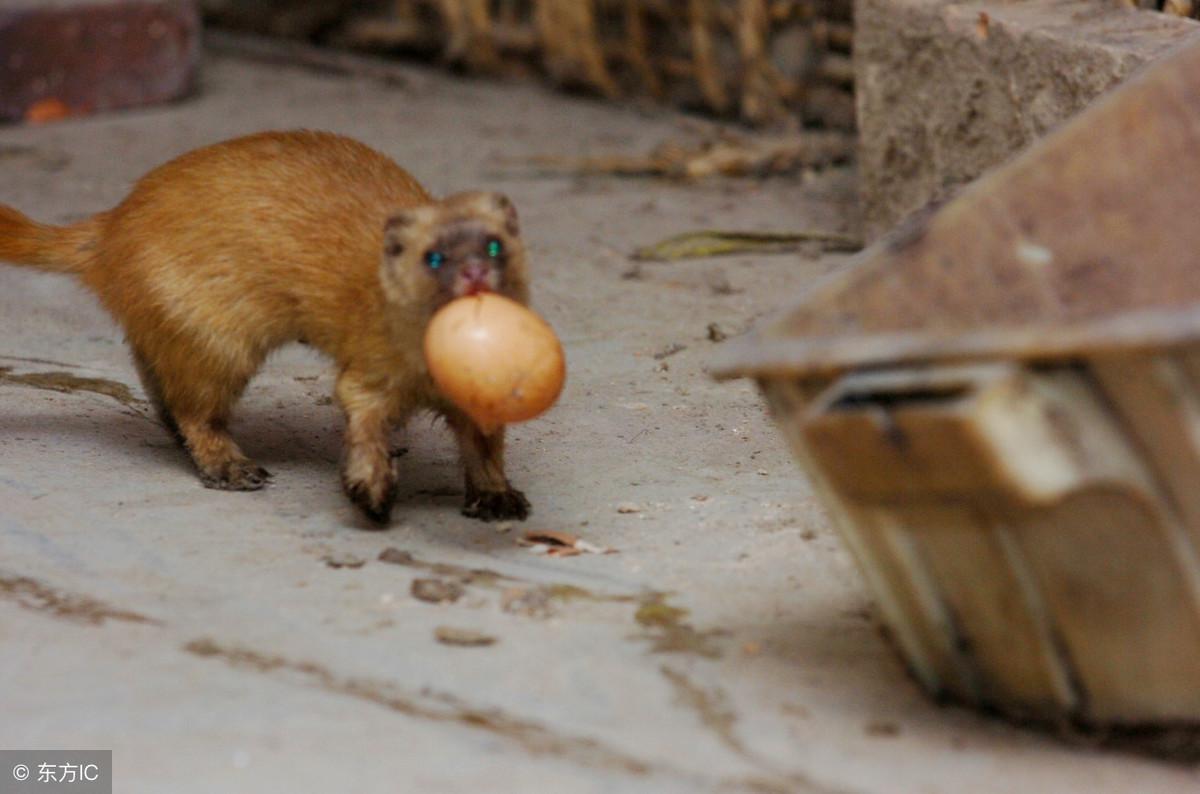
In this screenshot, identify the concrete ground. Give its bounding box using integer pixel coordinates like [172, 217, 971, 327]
[0, 51, 1196, 794]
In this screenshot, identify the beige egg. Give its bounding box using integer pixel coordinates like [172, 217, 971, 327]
[424, 293, 566, 434]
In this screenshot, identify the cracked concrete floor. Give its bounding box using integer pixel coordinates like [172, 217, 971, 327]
[1, 51, 1196, 794]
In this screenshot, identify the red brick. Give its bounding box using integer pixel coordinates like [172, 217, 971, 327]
[0, 0, 201, 123]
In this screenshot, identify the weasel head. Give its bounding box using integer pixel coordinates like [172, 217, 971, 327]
[380, 192, 530, 314]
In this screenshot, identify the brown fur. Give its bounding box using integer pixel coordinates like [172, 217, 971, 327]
[0, 130, 533, 525]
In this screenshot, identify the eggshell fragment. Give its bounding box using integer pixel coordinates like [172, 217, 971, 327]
[424, 293, 565, 434]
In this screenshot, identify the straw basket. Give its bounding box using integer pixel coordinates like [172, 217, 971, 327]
[202, 0, 855, 129]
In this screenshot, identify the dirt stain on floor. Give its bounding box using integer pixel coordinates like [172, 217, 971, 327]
[660, 666, 853, 794]
[635, 593, 725, 658]
[186, 638, 650, 778]
[377, 548, 725, 658]
[378, 547, 642, 607]
[661, 666, 748, 756]
[0, 366, 143, 408]
[377, 546, 512, 588]
[0, 574, 159, 626]
[0, 144, 71, 172]
[183, 637, 842, 793]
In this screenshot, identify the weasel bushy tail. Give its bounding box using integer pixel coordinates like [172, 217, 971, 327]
[0, 204, 99, 274]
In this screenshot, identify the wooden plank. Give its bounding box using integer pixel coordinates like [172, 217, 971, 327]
[767, 379, 980, 697]
[904, 503, 1078, 717]
[1011, 487, 1200, 721]
[1092, 352, 1200, 544]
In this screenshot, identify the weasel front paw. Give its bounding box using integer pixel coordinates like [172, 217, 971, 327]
[462, 486, 531, 522]
[343, 472, 397, 526]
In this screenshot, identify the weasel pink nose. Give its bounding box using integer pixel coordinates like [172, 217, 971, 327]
[460, 263, 492, 295]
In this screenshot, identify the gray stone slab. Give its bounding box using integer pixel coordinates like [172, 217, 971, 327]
[855, 0, 1200, 240]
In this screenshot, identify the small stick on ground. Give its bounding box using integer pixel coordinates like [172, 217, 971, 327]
[632, 229, 861, 261]
[497, 132, 854, 181]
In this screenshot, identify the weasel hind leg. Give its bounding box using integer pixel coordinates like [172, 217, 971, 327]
[181, 417, 271, 491]
[132, 350, 182, 442]
[133, 344, 271, 491]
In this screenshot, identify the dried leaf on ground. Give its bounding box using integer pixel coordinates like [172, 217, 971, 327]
[500, 586, 556, 619]
[411, 578, 465, 604]
[434, 626, 497, 647]
[865, 720, 901, 738]
[518, 530, 616, 557]
[632, 229, 861, 262]
[653, 343, 687, 360]
[322, 553, 366, 569]
[506, 132, 853, 181]
[378, 547, 415, 565]
[524, 544, 582, 557]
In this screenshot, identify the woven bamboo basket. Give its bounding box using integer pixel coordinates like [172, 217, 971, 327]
[202, 0, 855, 129]
[713, 38, 1200, 727]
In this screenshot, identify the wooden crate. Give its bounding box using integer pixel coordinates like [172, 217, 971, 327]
[713, 37, 1200, 725]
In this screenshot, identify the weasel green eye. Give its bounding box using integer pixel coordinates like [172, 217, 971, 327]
[486, 239, 503, 258]
[425, 251, 445, 270]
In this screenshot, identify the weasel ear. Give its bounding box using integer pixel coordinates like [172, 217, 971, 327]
[490, 193, 519, 237]
[383, 230, 406, 259]
[383, 206, 431, 259]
